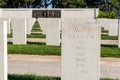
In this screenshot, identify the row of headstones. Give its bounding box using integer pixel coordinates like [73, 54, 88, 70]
[0, 18, 36, 35]
[1, 18, 120, 80]
[0, 19, 100, 80]
[1, 18, 61, 46]
[97, 18, 118, 36]
[5, 18, 119, 46]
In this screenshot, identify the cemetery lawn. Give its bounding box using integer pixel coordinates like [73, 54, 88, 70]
[8, 74, 60, 80]
[8, 34, 118, 40]
[27, 33, 46, 38]
[7, 33, 46, 38]
[8, 43, 120, 58]
[101, 30, 108, 33]
[32, 20, 42, 32]
[8, 74, 113, 80]
[8, 42, 61, 55]
[31, 28, 42, 32]
[101, 34, 118, 40]
[101, 45, 120, 58]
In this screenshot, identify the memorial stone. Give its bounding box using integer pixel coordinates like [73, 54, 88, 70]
[62, 21, 100, 80]
[11, 18, 27, 44]
[0, 21, 7, 80]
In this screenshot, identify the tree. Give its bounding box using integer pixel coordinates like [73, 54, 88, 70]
[111, 0, 120, 17]
[52, 0, 86, 8]
[23, 0, 35, 8]
[0, 0, 6, 7]
[40, 0, 52, 8]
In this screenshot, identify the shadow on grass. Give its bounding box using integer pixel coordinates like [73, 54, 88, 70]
[101, 44, 118, 47]
[8, 74, 115, 80]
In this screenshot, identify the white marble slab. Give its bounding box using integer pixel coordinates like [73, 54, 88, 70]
[62, 21, 100, 80]
[0, 21, 7, 80]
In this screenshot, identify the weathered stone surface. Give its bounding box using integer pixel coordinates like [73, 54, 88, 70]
[11, 18, 27, 44]
[62, 21, 100, 80]
[109, 19, 118, 36]
[0, 21, 7, 80]
[46, 18, 61, 46]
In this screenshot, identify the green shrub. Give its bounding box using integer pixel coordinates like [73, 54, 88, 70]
[107, 11, 117, 19]
[97, 11, 117, 19]
[98, 11, 107, 18]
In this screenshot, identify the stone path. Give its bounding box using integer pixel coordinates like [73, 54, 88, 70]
[7, 38, 117, 45]
[8, 54, 120, 79]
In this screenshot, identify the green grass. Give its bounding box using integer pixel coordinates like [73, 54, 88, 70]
[8, 33, 46, 38]
[33, 20, 40, 28]
[8, 74, 60, 80]
[27, 33, 46, 38]
[8, 42, 120, 58]
[101, 30, 108, 33]
[7, 34, 12, 38]
[8, 74, 115, 80]
[31, 28, 42, 32]
[101, 34, 118, 40]
[8, 42, 61, 55]
[32, 20, 42, 32]
[101, 44, 120, 58]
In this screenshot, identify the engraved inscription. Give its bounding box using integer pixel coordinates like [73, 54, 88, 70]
[32, 10, 61, 18]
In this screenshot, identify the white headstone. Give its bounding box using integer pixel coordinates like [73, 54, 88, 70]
[108, 19, 118, 36]
[0, 9, 2, 17]
[103, 19, 109, 30]
[0, 21, 7, 80]
[38, 18, 47, 34]
[97, 18, 109, 30]
[2, 9, 32, 18]
[11, 18, 27, 44]
[26, 18, 36, 34]
[118, 19, 120, 48]
[46, 18, 61, 46]
[61, 9, 99, 19]
[62, 21, 100, 80]
[0, 18, 11, 34]
[26, 18, 31, 34]
[30, 18, 36, 30]
[62, 18, 96, 23]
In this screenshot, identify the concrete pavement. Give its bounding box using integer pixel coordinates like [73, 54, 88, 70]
[8, 54, 120, 79]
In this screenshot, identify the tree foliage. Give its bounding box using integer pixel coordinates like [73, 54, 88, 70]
[53, 0, 86, 8]
[0, 0, 6, 7]
[41, 0, 52, 8]
[97, 11, 117, 19]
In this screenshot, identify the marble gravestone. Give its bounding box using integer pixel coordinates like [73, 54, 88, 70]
[62, 21, 100, 80]
[0, 18, 11, 34]
[103, 19, 109, 30]
[118, 19, 120, 48]
[38, 18, 47, 34]
[46, 18, 61, 46]
[26, 18, 36, 34]
[97, 18, 109, 30]
[0, 21, 7, 80]
[11, 18, 27, 44]
[30, 18, 36, 31]
[26, 18, 32, 34]
[108, 19, 118, 36]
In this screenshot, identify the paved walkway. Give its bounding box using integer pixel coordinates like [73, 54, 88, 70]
[8, 54, 120, 79]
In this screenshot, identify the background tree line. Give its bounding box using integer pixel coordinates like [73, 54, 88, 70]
[0, 0, 120, 17]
